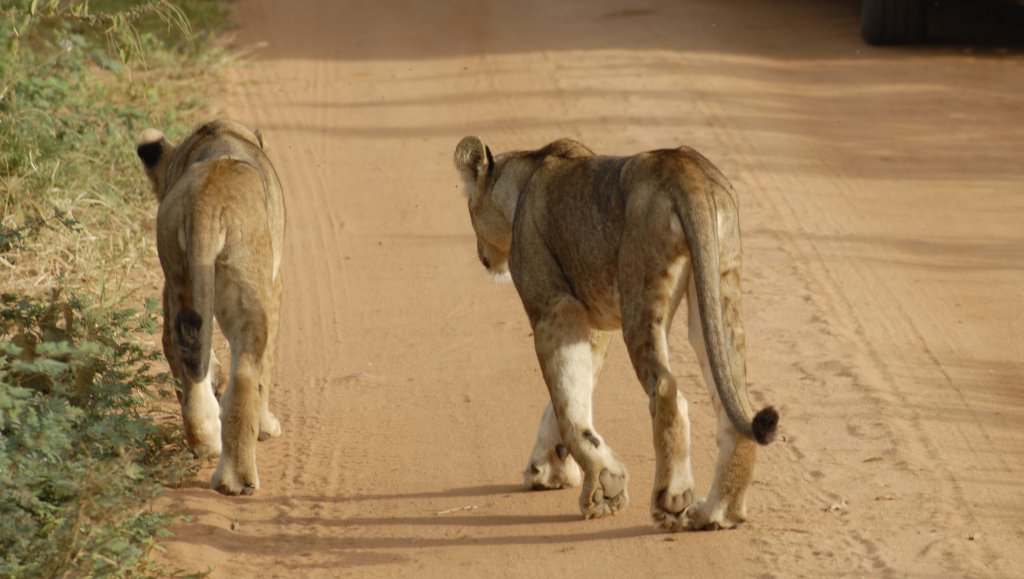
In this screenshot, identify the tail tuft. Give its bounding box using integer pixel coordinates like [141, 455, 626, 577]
[752, 406, 779, 445]
[174, 307, 205, 381]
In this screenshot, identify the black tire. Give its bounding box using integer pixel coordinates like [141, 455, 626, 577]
[860, 0, 928, 44]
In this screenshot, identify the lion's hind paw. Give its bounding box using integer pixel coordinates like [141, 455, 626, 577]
[580, 467, 629, 519]
[211, 459, 259, 497]
[651, 488, 694, 532]
[685, 499, 746, 531]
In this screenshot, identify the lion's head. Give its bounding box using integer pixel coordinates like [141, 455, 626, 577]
[453, 135, 515, 279]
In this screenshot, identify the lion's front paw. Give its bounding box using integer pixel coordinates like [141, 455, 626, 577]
[258, 412, 282, 441]
[685, 499, 746, 531]
[651, 488, 695, 532]
[524, 444, 582, 490]
[182, 381, 222, 458]
[580, 467, 629, 519]
[183, 417, 222, 458]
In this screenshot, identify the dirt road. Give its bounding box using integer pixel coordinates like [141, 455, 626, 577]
[155, 0, 1024, 576]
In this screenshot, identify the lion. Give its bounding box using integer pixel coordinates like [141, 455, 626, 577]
[454, 136, 779, 531]
[137, 119, 286, 496]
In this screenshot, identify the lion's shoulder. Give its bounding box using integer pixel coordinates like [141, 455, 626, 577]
[532, 138, 595, 162]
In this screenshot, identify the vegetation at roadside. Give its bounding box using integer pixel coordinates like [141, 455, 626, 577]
[1, 1, 231, 575]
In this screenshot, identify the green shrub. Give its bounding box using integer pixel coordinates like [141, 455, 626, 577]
[1, 1, 231, 576]
[0, 290, 195, 577]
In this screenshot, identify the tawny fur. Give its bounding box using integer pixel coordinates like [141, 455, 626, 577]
[454, 136, 778, 531]
[138, 119, 286, 496]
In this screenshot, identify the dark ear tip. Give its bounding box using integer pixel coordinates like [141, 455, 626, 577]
[137, 140, 163, 168]
[752, 406, 779, 445]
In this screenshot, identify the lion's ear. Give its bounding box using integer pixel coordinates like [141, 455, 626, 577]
[454, 136, 491, 184]
[136, 128, 168, 169]
[136, 128, 176, 200]
[254, 128, 267, 150]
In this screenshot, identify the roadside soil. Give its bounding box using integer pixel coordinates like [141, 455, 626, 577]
[155, 0, 1024, 576]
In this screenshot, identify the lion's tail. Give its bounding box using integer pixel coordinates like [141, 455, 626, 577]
[174, 204, 220, 385]
[673, 184, 778, 446]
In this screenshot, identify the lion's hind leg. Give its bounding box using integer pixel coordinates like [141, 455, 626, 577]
[621, 281, 696, 531]
[211, 350, 262, 495]
[210, 284, 268, 496]
[257, 273, 283, 441]
[685, 273, 757, 530]
[620, 216, 695, 532]
[648, 369, 696, 532]
[534, 298, 628, 519]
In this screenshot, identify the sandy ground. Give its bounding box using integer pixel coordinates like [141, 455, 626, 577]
[154, 0, 1024, 576]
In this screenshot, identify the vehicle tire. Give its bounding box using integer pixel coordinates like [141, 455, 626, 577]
[860, 0, 928, 44]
